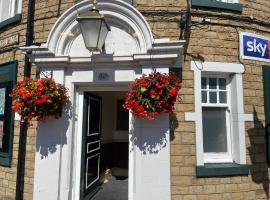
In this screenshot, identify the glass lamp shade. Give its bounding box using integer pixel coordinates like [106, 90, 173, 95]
[77, 14, 110, 52]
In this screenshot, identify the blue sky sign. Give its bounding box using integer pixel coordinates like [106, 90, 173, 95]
[240, 32, 270, 62]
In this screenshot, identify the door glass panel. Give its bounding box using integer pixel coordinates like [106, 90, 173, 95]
[86, 154, 100, 189]
[202, 107, 228, 153]
[89, 98, 101, 135]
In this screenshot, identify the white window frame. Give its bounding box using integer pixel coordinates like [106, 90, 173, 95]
[217, 0, 239, 3]
[201, 75, 233, 163]
[185, 61, 253, 166]
[0, 0, 22, 23]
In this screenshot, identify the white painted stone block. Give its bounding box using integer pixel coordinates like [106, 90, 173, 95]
[131, 114, 171, 200]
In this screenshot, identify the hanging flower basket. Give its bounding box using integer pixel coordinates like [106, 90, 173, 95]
[123, 71, 182, 120]
[10, 77, 69, 123]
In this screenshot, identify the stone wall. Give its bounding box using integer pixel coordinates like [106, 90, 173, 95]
[0, 0, 270, 199]
[0, 0, 75, 199]
[134, 0, 270, 199]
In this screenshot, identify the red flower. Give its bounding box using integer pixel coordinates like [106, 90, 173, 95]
[135, 105, 144, 113]
[169, 89, 178, 97]
[150, 89, 156, 95]
[36, 91, 42, 96]
[155, 83, 165, 89]
[10, 77, 69, 124]
[123, 71, 181, 120]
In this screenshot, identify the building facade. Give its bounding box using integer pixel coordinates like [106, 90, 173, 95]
[0, 0, 269, 200]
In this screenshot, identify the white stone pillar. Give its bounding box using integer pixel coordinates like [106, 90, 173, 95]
[129, 114, 171, 200]
[33, 69, 70, 200]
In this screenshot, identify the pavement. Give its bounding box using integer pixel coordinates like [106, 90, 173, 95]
[91, 176, 128, 200]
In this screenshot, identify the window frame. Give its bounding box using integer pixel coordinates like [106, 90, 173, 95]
[0, 0, 22, 28]
[201, 75, 233, 163]
[191, 0, 243, 13]
[185, 61, 253, 174]
[0, 61, 17, 167]
[75, 0, 133, 5]
[263, 66, 270, 165]
[217, 0, 239, 3]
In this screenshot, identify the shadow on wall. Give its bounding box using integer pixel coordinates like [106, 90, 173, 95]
[170, 112, 179, 142]
[247, 107, 269, 199]
[123, 67, 182, 155]
[169, 67, 182, 142]
[129, 114, 171, 155]
[36, 102, 73, 159]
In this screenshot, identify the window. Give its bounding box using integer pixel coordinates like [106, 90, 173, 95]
[201, 76, 232, 163]
[185, 61, 253, 177]
[0, 83, 12, 152]
[0, 61, 17, 167]
[191, 0, 242, 12]
[0, 0, 22, 25]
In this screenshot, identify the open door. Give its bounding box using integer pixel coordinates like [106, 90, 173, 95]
[80, 93, 102, 200]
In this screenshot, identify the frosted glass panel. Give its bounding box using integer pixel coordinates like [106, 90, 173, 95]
[0, 0, 11, 22]
[209, 92, 217, 103]
[201, 78, 207, 89]
[219, 78, 226, 90]
[202, 107, 228, 153]
[201, 91, 207, 103]
[209, 78, 217, 89]
[219, 92, 227, 103]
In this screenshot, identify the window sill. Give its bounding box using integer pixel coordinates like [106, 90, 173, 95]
[0, 14, 22, 29]
[0, 152, 11, 167]
[191, 0, 243, 13]
[196, 163, 249, 177]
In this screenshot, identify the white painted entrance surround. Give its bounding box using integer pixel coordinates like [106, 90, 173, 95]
[22, 1, 185, 200]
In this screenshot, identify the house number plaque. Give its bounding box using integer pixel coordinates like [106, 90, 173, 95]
[98, 73, 110, 81]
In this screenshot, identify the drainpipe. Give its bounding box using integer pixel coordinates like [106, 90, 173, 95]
[15, 0, 35, 199]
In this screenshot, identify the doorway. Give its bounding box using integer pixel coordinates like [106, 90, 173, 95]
[80, 91, 129, 200]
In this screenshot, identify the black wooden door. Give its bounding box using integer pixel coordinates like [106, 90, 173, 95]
[80, 93, 102, 200]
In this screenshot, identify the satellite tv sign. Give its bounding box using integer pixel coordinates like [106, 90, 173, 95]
[240, 32, 270, 62]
